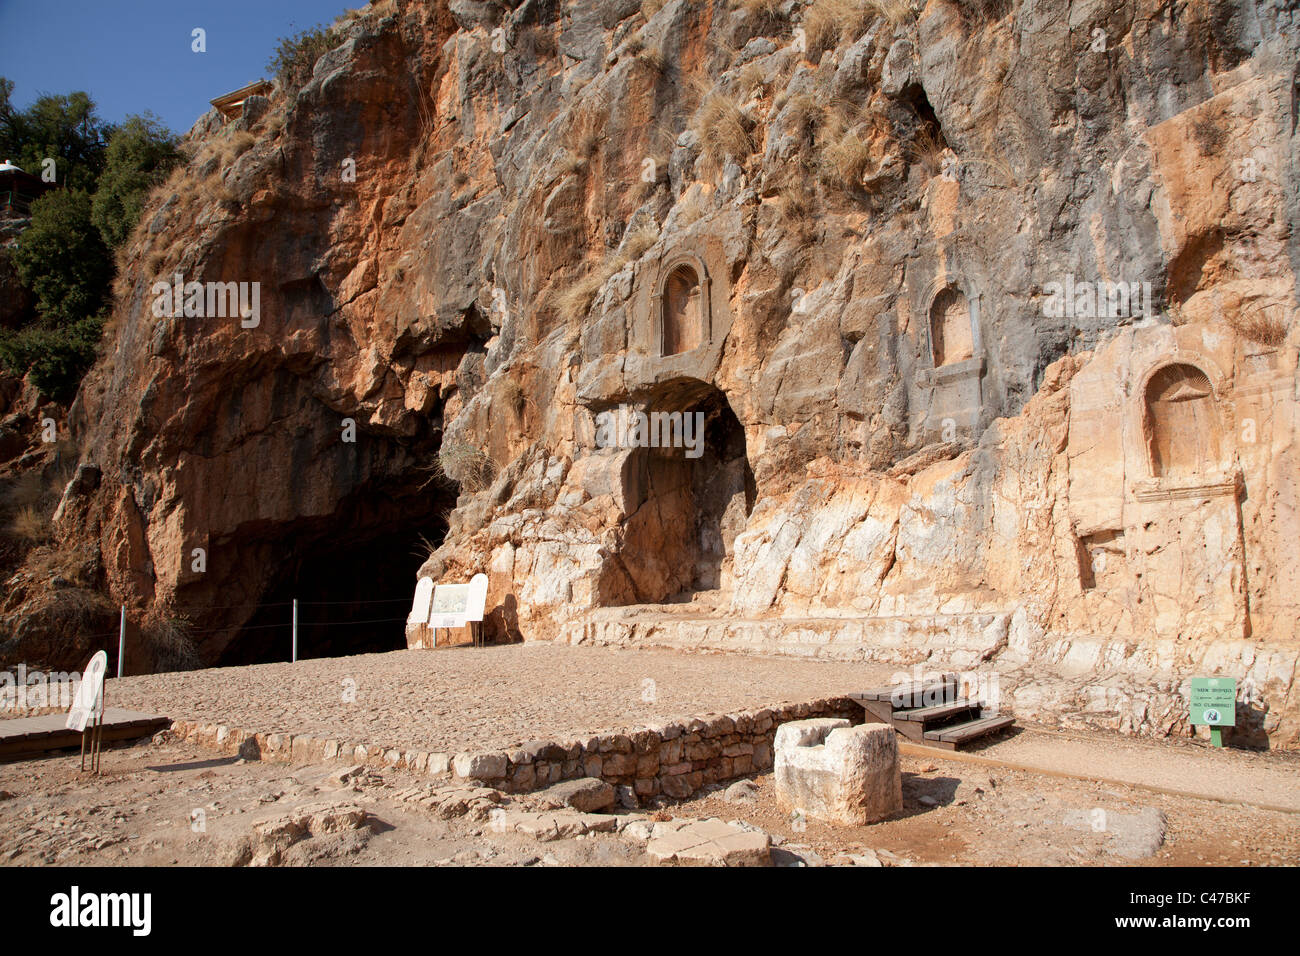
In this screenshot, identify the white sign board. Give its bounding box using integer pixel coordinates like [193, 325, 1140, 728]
[408, 577, 434, 626]
[65, 650, 107, 732]
[426, 573, 489, 629]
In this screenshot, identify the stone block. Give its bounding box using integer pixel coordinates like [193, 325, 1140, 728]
[774, 719, 902, 825]
[537, 777, 616, 812]
[645, 818, 771, 867]
[452, 751, 509, 781]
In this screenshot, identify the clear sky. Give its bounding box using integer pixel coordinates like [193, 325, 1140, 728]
[0, 0, 357, 136]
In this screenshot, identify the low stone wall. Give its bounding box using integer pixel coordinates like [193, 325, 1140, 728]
[167, 696, 862, 800]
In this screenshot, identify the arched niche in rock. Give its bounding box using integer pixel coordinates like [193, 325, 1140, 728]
[911, 277, 984, 444]
[597, 379, 754, 605]
[929, 285, 976, 368]
[1142, 362, 1225, 478]
[652, 253, 711, 357]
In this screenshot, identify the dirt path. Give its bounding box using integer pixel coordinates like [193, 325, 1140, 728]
[926, 725, 1300, 812]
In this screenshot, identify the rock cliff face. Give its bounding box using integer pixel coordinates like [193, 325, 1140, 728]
[3, 0, 1298, 746]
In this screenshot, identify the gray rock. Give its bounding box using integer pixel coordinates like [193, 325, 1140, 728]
[537, 776, 616, 813]
[880, 38, 916, 96]
[723, 779, 760, 804]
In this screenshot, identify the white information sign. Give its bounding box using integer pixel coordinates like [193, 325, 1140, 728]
[65, 650, 107, 733]
[426, 573, 489, 629]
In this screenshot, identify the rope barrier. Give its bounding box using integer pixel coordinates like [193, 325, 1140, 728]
[92, 594, 419, 670]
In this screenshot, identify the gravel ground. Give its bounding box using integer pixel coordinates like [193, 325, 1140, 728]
[107, 645, 900, 755]
[101, 644, 1300, 813]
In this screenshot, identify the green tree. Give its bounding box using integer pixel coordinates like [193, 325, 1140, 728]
[0, 78, 110, 189]
[0, 314, 103, 403]
[12, 188, 112, 326]
[91, 113, 182, 248]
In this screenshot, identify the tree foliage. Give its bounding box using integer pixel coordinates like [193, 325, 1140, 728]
[91, 113, 183, 248]
[0, 314, 104, 403]
[267, 24, 341, 91]
[12, 188, 111, 326]
[0, 79, 181, 402]
[0, 78, 110, 189]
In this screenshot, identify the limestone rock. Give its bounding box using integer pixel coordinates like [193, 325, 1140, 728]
[533, 777, 616, 813]
[723, 779, 759, 804]
[0, 0, 1294, 753]
[246, 802, 371, 867]
[774, 719, 902, 826]
[644, 818, 771, 867]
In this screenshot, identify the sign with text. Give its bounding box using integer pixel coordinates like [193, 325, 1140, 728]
[1189, 677, 1236, 726]
[421, 573, 489, 629]
[65, 650, 107, 732]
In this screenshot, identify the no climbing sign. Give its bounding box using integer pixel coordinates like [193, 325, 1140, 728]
[1189, 676, 1236, 748]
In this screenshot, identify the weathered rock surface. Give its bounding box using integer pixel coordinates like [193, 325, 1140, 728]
[644, 817, 772, 866]
[234, 801, 372, 867]
[774, 718, 902, 825]
[0, 1, 1295, 748]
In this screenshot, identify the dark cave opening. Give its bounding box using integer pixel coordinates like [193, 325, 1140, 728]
[217, 482, 452, 666]
[899, 81, 948, 153]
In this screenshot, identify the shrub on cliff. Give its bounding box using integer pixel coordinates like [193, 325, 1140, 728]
[91, 114, 183, 248]
[437, 441, 498, 493]
[0, 314, 104, 403]
[268, 24, 341, 91]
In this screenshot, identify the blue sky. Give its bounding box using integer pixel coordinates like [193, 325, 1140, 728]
[0, 0, 355, 135]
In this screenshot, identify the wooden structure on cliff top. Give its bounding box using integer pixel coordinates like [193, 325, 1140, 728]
[210, 80, 273, 120]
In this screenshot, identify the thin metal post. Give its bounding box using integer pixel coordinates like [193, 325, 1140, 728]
[117, 605, 125, 678]
[292, 598, 298, 663]
[93, 679, 105, 775]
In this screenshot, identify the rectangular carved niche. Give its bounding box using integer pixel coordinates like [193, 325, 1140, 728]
[1077, 529, 1126, 592]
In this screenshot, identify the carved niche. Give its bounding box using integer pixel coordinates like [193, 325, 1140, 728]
[914, 280, 985, 440]
[1142, 362, 1225, 479]
[651, 253, 712, 358]
[930, 285, 975, 367]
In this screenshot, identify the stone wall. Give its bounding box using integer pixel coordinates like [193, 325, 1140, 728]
[167, 696, 862, 799]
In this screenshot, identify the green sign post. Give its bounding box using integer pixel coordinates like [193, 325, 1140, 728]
[1189, 677, 1236, 748]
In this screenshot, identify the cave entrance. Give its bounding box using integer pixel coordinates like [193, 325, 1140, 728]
[218, 480, 452, 666]
[611, 382, 755, 604]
